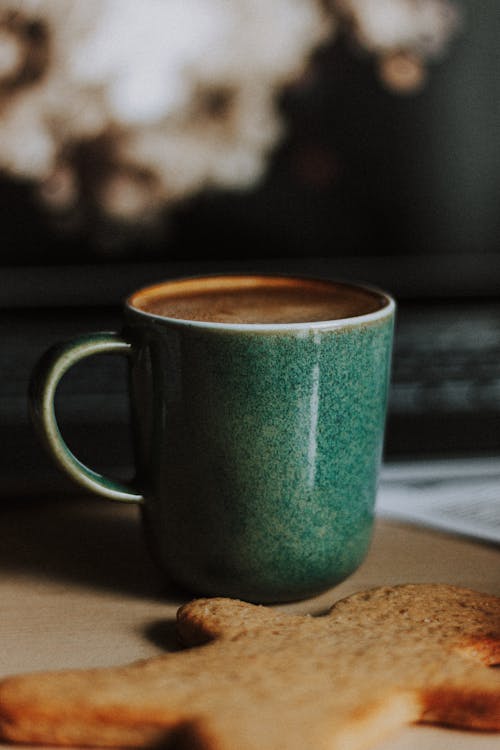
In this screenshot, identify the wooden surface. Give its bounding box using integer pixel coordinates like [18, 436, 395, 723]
[0, 494, 498, 749]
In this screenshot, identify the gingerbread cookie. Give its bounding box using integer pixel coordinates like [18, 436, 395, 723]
[0, 584, 499, 749]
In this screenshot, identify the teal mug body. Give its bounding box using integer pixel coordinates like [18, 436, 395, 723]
[29, 275, 395, 602]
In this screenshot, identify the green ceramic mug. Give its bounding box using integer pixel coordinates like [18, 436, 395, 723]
[29, 274, 395, 602]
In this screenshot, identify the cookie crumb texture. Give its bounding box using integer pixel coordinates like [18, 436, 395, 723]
[0, 584, 499, 749]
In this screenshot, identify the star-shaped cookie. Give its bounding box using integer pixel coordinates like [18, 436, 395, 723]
[0, 584, 499, 749]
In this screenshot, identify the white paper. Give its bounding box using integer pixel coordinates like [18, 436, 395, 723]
[377, 458, 500, 545]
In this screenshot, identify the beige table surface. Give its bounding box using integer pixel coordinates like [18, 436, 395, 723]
[0, 494, 498, 750]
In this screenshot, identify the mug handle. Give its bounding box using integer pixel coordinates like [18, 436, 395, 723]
[29, 332, 143, 504]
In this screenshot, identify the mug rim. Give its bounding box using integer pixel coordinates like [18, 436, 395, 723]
[125, 273, 396, 331]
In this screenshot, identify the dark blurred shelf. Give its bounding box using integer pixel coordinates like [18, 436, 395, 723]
[2, 254, 500, 309]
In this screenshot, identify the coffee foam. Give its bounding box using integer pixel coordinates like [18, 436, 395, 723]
[130, 276, 387, 325]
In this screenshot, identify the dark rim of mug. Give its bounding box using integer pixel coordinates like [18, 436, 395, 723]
[126, 274, 396, 331]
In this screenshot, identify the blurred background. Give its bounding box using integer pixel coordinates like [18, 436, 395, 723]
[1, 0, 499, 496]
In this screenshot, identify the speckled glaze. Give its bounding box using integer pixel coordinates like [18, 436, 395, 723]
[124, 279, 395, 602]
[29, 275, 394, 603]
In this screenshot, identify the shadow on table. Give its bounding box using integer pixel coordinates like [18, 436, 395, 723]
[0, 494, 190, 603]
[143, 618, 184, 653]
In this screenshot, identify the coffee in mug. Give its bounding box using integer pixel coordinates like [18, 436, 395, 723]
[135, 275, 386, 324]
[30, 274, 395, 603]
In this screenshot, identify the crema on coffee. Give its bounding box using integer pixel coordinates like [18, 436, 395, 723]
[130, 275, 387, 325]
